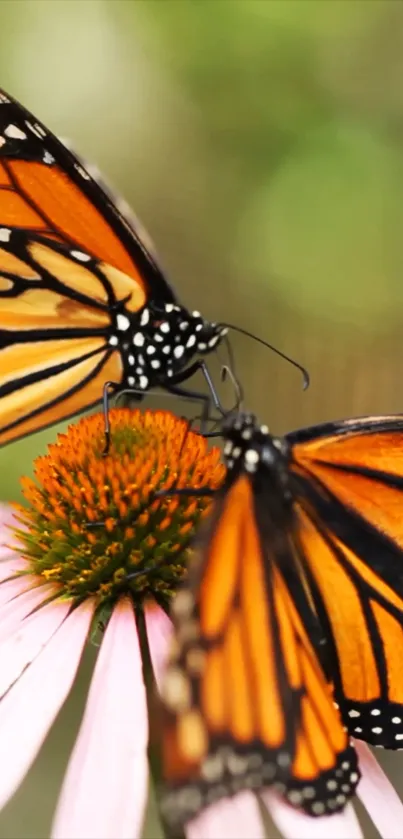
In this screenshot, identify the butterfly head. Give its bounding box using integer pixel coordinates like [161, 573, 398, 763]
[222, 412, 289, 477]
[148, 304, 228, 361]
[186, 310, 229, 356]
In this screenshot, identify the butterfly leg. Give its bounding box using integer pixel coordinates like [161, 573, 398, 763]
[102, 381, 121, 456]
[167, 359, 243, 433]
[155, 487, 216, 498]
[165, 360, 227, 435]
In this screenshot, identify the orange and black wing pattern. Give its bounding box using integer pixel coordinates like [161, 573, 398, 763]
[160, 474, 359, 828]
[288, 413, 403, 750]
[0, 88, 175, 446]
[0, 89, 172, 289]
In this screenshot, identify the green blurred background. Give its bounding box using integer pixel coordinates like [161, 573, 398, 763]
[0, 0, 402, 835]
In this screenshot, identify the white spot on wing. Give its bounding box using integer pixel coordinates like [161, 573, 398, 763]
[201, 755, 225, 782]
[0, 228, 11, 242]
[71, 250, 91, 262]
[35, 123, 46, 138]
[25, 120, 44, 139]
[133, 333, 145, 347]
[287, 791, 303, 805]
[174, 345, 184, 359]
[139, 375, 148, 389]
[109, 335, 119, 347]
[4, 124, 26, 140]
[75, 164, 91, 180]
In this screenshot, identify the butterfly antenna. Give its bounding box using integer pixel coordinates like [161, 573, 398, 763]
[219, 323, 310, 390]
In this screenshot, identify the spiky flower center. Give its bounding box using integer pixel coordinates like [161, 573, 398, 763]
[14, 409, 224, 607]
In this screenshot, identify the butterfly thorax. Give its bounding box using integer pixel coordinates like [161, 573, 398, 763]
[109, 301, 228, 393]
[223, 412, 292, 498]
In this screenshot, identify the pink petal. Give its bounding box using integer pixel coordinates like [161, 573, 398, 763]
[144, 602, 173, 689]
[0, 506, 23, 561]
[0, 581, 57, 643]
[52, 598, 149, 839]
[0, 503, 12, 527]
[0, 598, 71, 697]
[0, 575, 37, 605]
[263, 791, 363, 839]
[187, 792, 265, 839]
[0, 558, 28, 581]
[0, 598, 94, 810]
[355, 740, 403, 839]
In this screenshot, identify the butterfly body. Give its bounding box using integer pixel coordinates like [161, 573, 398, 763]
[0, 89, 226, 445]
[161, 409, 403, 826]
[161, 412, 362, 825]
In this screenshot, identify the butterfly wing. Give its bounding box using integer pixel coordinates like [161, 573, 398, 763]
[160, 474, 358, 828]
[0, 229, 149, 444]
[0, 88, 176, 445]
[0, 88, 174, 297]
[58, 135, 163, 270]
[288, 414, 403, 748]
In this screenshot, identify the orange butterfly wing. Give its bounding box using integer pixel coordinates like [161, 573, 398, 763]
[0, 232, 138, 444]
[0, 89, 175, 445]
[289, 414, 403, 748]
[160, 475, 358, 828]
[0, 88, 173, 289]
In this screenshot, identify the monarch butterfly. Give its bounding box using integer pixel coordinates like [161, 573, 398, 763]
[159, 410, 403, 827]
[0, 87, 229, 448]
